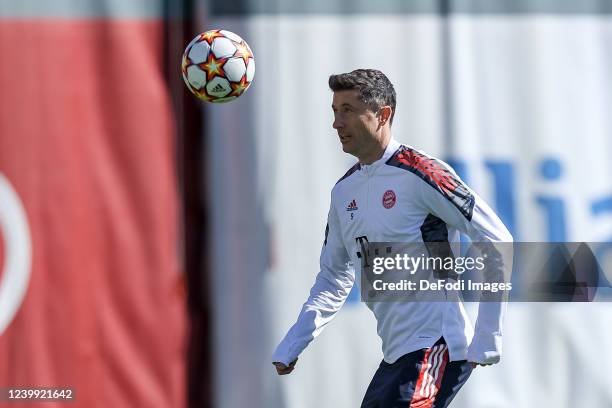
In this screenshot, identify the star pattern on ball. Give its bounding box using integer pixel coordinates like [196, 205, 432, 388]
[201, 30, 223, 44]
[201, 54, 225, 81]
[181, 55, 191, 72]
[233, 41, 252, 65]
[198, 91, 214, 102]
[230, 77, 249, 96]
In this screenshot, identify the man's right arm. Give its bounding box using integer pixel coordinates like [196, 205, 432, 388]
[271, 202, 354, 369]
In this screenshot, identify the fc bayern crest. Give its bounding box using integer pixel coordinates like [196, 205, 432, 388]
[382, 190, 396, 209]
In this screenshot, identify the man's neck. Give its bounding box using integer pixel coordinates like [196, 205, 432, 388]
[358, 133, 392, 165]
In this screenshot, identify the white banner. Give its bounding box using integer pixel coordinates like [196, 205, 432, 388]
[207, 14, 612, 408]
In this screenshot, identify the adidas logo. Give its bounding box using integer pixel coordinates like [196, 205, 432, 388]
[211, 83, 226, 93]
[346, 199, 358, 211]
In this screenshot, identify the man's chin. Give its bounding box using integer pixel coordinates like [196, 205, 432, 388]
[341, 143, 353, 153]
[342, 145, 353, 154]
[341, 145, 359, 159]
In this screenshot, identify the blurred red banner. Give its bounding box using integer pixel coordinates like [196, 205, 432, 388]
[0, 20, 186, 407]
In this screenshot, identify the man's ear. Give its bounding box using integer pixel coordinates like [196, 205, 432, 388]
[378, 106, 393, 126]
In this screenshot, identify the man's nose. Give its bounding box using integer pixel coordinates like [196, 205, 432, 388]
[333, 116, 343, 129]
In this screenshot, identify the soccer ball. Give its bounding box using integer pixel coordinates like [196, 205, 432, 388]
[181, 30, 255, 103]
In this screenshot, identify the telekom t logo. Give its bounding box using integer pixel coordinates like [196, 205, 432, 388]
[0, 173, 31, 335]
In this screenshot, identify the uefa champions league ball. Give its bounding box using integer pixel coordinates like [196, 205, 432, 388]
[181, 30, 255, 103]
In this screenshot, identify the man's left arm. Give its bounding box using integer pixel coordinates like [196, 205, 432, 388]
[417, 168, 513, 365]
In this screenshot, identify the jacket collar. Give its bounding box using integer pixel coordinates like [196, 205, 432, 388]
[360, 138, 401, 170]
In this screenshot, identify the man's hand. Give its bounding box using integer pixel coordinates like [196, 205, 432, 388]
[273, 359, 298, 375]
[469, 361, 494, 369]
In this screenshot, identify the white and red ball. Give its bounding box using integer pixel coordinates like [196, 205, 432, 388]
[181, 30, 255, 103]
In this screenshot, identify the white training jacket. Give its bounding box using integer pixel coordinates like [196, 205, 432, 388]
[272, 139, 513, 366]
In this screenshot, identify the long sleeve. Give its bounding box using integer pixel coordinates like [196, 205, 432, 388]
[271, 202, 354, 366]
[418, 168, 513, 364]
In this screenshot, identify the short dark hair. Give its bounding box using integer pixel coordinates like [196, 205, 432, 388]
[329, 69, 396, 125]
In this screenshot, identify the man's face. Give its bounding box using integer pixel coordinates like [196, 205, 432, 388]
[332, 90, 381, 158]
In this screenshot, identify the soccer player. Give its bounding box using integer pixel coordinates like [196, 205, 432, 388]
[272, 69, 512, 407]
